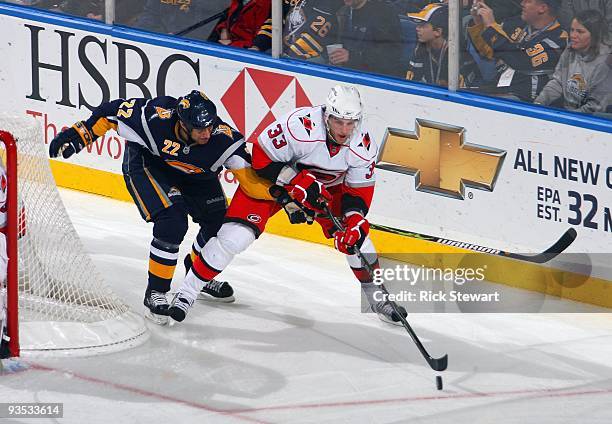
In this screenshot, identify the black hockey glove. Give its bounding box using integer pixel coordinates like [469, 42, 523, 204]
[49, 121, 94, 159]
[269, 185, 315, 225]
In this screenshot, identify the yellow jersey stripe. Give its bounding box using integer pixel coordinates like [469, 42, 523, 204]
[149, 258, 176, 279]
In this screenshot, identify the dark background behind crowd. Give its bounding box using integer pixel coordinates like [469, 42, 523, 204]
[4, 0, 611, 117]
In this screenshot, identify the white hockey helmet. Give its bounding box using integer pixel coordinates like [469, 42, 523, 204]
[325, 84, 363, 121]
[324, 84, 363, 144]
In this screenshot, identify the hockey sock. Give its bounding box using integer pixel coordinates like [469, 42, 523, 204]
[191, 254, 221, 282]
[351, 259, 380, 283]
[188, 230, 207, 269]
[147, 238, 180, 292]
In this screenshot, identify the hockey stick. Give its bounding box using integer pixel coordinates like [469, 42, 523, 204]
[175, 10, 228, 37]
[370, 223, 577, 264]
[324, 206, 448, 372]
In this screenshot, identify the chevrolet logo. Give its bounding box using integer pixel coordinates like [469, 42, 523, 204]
[377, 119, 506, 199]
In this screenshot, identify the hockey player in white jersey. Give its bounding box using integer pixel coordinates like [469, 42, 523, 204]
[168, 84, 407, 324]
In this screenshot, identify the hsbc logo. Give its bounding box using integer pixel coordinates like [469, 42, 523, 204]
[221, 68, 312, 142]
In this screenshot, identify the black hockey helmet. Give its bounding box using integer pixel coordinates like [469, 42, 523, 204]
[176, 90, 217, 131]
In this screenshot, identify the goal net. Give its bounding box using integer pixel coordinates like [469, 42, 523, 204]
[0, 114, 148, 357]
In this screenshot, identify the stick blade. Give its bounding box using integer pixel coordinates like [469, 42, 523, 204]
[509, 228, 577, 264]
[534, 227, 578, 263]
[429, 354, 448, 372]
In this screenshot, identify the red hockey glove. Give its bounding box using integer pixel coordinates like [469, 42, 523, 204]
[334, 213, 369, 254]
[286, 170, 332, 213]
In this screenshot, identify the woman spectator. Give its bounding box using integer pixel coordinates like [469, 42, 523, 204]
[535, 9, 611, 113]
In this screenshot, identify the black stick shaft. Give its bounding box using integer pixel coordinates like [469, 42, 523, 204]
[370, 223, 577, 264]
[325, 206, 448, 371]
[175, 10, 227, 37]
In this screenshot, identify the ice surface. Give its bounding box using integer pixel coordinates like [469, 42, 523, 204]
[1, 189, 611, 424]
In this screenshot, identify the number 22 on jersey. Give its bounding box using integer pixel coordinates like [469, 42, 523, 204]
[161, 140, 180, 156]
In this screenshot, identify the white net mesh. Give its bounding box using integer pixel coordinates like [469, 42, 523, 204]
[0, 114, 148, 356]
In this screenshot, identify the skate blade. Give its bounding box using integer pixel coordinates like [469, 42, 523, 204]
[197, 292, 235, 303]
[144, 308, 169, 326]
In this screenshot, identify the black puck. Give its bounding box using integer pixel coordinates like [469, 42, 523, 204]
[436, 375, 443, 390]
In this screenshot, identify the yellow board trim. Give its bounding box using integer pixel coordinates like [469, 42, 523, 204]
[50, 161, 612, 309]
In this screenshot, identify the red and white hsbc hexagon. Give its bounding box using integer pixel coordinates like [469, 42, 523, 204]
[221, 68, 313, 142]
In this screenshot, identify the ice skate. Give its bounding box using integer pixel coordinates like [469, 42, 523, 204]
[168, 291, 195, 323]
[199, 278, 235, 303]
[184, 254, 235, 302]
[143, 290, 170, 326]
[361, 282, 407, 325]
[369, 300, 407, 325]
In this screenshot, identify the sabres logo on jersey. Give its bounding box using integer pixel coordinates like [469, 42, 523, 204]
[213, 124, 233, 139]
[153, 107, 173, 120]
[299, 114, 314, 136]
[358, 133, 371, 150]
[567, 73, 587, 98]
[179, 98, 190, 110]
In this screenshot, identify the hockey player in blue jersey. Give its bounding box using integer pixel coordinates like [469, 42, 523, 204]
[49, 90, 272, 325]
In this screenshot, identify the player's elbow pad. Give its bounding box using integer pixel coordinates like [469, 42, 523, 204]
[253, 162, 286, 183]
[341, 193, 369, 217]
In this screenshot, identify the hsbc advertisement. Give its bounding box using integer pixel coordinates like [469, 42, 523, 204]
[0, 8, 611, 258]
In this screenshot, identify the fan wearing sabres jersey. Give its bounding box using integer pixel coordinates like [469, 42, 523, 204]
[168, 84, 408, 325]
[49, 90, 272, 325]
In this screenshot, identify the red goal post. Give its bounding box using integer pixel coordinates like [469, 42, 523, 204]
[0, 129, 18, 357]
[0, 115, 148, 358]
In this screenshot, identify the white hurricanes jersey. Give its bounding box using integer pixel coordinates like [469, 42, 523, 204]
[257, 106, 378, 188]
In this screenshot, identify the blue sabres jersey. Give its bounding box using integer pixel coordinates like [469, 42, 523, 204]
[85, 96, 248, 180]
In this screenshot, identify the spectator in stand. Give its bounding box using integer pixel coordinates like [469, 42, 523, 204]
[535, 9, 611, 112]
[60, 0, 104, 20]
[474, 0, 522, 22]
[467, 0, 568, 102]
[209, 0, 271, 50]
[559, 0, 612, 37]
[135, 0, 226, 41]
[417, 0, 521, 20]
[331, 0, 404, 78]
[405, 4, 466, 86]
[116, 1, 146, 26]
[279, 0, 344, 62]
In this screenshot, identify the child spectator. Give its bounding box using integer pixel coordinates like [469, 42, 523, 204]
[405, 4, 465, 86]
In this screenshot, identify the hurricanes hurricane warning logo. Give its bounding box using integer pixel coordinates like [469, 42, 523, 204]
[299, 114, 314, 135]
[359, 133, 371, 150]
